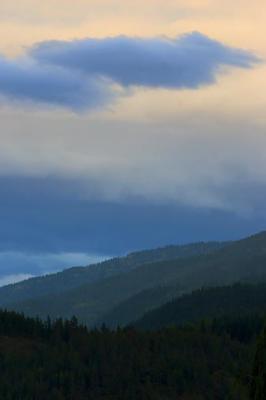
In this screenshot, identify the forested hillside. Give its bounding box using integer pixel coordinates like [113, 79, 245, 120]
[134, 283, 266, 330]
[250, 327, 266, 399]
[100, 283, 266, 329]
[4, 231, 266, 326]
[0, 241, 224, 306]
[97, 285, 181, 328]
[0, 308, 263, 400]
[98, 231, 266, 327]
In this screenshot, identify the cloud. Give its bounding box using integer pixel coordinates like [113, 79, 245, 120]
[0, 175, 265, 256]
[0, 32, 259, 110]
[0, 112, 266, 216]
[0, 250, 108, 282]
[31, 32, 258, 90]
[0, 274, 33, 287]
[1, 113, 266, 256]
[0, 56, 112, 110]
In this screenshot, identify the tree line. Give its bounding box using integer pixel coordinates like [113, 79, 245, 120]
[0, 309, 265, 399]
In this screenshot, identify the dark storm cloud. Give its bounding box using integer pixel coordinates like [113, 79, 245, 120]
[0, 32, 259, 109]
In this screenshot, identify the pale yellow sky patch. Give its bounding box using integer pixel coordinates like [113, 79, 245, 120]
[0, 0, 265, 54]
[99, 63, 266, 126]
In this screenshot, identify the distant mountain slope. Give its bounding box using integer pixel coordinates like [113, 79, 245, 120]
[94, 231, 266, 327]
[5, 231, 266, 326]
[97, 285, 181, 328]
[0, 241, 225, 306]
[134, 283, 266, 330]
[98, 230, 266, 327]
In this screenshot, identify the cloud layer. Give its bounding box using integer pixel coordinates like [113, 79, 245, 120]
[0, 32, 258, 110]
[1, 111, 266, 213]
[0, 174, 265, 256]
[0, 250, 107, 286]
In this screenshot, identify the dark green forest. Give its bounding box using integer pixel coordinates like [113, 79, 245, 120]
[1, 232, 266, 398]
[0, 308, 264, 400]
[134, 283, 266, 330]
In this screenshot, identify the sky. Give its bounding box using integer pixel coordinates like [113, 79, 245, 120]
[0, 0, 266, 284]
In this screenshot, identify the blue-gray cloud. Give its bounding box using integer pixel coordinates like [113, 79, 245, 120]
[1, 174, 265, 282]
[0, 32, 259, 110]
[1, 175, 266, 256]
[0, 250, 107, 283]
[0, 56, 112, 110]
[31, 32, 258, 89]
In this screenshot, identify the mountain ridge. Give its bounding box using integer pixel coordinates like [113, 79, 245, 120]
[0, 240, 226, 306]
[4, 230, 266, 326]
